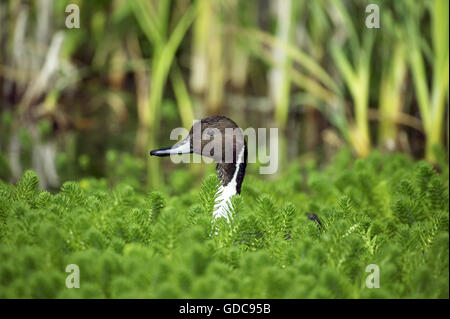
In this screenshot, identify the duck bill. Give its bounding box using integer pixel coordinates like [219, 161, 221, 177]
[150, 138, 192, 157]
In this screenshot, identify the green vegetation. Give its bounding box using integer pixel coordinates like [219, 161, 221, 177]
[0, 0, 448, 300]
[1, 1, 448, 189]
[0, 150, 448, 298]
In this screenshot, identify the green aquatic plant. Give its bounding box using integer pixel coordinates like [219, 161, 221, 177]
[0, 150, 448, 298]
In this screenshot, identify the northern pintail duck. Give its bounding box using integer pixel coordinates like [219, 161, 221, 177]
[150, 116, 247, 221]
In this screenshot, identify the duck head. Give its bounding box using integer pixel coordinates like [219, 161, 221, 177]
[150, 116, 247, 220]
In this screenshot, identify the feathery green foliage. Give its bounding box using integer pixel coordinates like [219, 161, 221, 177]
[0, 150, 448, 298]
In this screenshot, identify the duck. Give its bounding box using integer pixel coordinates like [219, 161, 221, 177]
[150, 116, 247, 221]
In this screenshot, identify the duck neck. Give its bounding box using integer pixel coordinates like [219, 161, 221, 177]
[216, 141, 247, 194]
[213, 142, 247, 220]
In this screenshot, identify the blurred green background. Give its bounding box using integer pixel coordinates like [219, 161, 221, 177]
[0, 0, 448, 190]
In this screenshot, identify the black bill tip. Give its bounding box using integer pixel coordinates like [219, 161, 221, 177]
[149, 147, 172, 157]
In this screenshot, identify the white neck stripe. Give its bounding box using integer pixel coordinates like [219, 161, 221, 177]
[213, 145, 245, 221]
